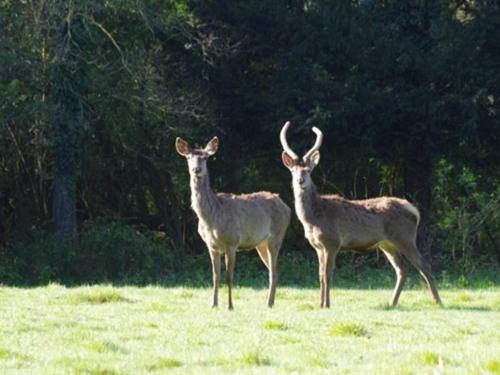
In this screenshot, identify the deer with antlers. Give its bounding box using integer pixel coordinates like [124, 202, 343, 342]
[176, 136, 291, 310]
[280, 122, 442, 307]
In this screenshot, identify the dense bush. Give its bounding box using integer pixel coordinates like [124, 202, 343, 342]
[430, 159, 500, 271]
[1, 215, 498, 287]
[0, 220, 181, 285]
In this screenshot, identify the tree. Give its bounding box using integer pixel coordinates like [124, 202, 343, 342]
[49, 1, 87, 241]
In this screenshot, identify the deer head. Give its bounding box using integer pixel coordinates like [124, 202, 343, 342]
[176, 136, 219, 181]
[280, 121, 323, 191]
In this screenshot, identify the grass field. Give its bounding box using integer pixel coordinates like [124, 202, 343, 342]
[0, 284, 499, 374]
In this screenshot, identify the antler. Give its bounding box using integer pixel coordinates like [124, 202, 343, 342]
[279, 121, 299, 160]
[303, 127, 323, 160]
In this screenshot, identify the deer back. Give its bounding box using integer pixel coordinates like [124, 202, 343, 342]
[198, 191, 290, 251]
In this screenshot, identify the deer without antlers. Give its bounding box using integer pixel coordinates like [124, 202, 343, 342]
[176, 136, 291, 310]
[280, 121, 442, 308]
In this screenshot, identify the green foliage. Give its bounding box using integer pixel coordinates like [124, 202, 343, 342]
[431, 159, 500, 269]
[0, 0, 499, 281]
[78, 220, 179, 283]
[0, 220, 180, 285]
[1, 216, 499, 286]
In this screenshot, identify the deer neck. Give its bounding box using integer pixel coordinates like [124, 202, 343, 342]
[294, 182, 319, 225]
[190, 172, 219, 226]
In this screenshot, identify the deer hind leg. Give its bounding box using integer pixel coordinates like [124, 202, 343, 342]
[256, 242, 270, 269]
[380, 246, 407, 307]
[224, 249, 237, 310]
[256, 240, 280, 308]
[209, 249, 221, 308]
[398, 242, 442, 305]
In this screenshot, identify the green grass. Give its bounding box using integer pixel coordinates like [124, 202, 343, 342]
[263, 320, 287, 330]
[419, 351, 441, 365]
[0, 284, 499, 374]
[328, 321, 368, 337]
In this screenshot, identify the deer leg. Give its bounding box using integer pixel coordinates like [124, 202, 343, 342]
[315, 248, 326, 308]
[267, 239, 282, 308]
[268, 253, 279, 308]
[399, 243, 442, 305]
[380, 249, 407, 307]
[224, 250, 236, 310]
[209, 249, 221, 308]
[256, 243, 270, 269]
[323, 248, 338, 308]
[257, 241, 280, 308]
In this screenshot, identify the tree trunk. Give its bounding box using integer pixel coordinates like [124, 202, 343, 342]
[49, 3, 84, 243]
[50, 89, 81, 242]
[52, 175, 78, 242]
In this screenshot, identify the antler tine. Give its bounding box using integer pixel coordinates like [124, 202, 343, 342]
[279, 121, 299, 160]
[303, 126, 323, 160]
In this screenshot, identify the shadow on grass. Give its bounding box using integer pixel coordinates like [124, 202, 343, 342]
[442, 304, 497, 312]
[372, 303, 496, 312]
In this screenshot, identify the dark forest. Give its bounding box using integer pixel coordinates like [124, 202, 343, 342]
[1, 0, 499, 285]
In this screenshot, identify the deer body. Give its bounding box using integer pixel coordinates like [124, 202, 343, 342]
[281, 122, 441, 308]
[194, 189, 287, 252]
[295, 189, 418, 250]
[177, 136, 290, 309]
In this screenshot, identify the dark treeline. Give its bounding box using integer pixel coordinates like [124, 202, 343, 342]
[0, 0, 499, 284]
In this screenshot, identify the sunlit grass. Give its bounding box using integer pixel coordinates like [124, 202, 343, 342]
[328, 321, 368, 337]
[147, 358, 183, 371]
[238, 350, 271, 366]
[0, 285, 498, 373]
[418, 351, 441, 365]
[485, 359, 500, 374]
[263, 320, 287, 330]
[66, 286, 127, 304]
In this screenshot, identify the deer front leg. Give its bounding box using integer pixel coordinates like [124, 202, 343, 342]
[314, 248, 326, 308]
[324, 247, 338, 308]
[209, 249, 221, 308]
[224, 249, 236, 310]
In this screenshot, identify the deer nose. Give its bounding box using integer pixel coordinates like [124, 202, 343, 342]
[192, 167, 201, 174]
[298, 177, 305, 185]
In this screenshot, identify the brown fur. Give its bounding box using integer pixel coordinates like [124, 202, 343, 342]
[176, 136, 291, 310]
[280, 122, 442, 308]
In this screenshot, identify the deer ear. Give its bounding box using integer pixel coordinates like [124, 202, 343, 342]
[175, 137, 190, 156]
[205, 136, 219, 156]
[306, 150, 320, 169]
[282, 151, 296, 170]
